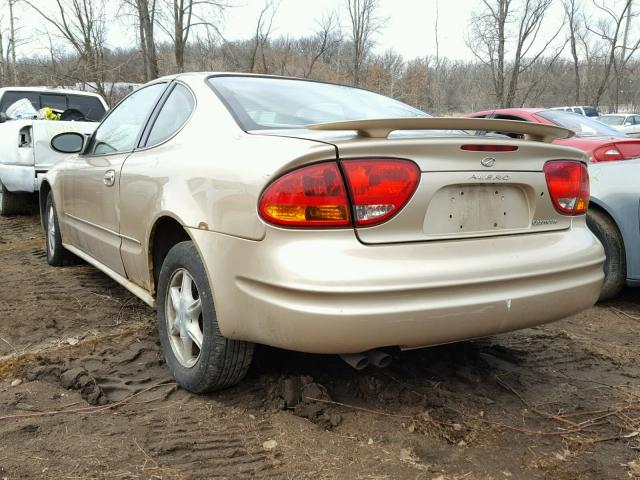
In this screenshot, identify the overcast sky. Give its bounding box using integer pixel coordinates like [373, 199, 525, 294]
[220, 0, 480, 60]
[15, 0, 606, 62]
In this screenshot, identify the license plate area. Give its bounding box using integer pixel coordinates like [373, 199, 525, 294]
[423, 184, 530, 235]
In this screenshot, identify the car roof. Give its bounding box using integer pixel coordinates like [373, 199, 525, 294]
[176, 71, 376, 91]
[486, 108, 546, 114]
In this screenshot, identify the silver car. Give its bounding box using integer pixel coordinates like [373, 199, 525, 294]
[598, 114, 640, 138]
[588, 158, 640, 299]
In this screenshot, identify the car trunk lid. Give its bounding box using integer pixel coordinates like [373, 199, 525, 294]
[305, 118, 582, 244]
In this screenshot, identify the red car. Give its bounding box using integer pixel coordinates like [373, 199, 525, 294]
[467, 108, 640, 162]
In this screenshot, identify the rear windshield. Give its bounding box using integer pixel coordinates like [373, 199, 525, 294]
[0, 91, 106, 122]
[208, 76, 427, 130]
[599, 116, 625, 126]
[537, 110, 623, 137]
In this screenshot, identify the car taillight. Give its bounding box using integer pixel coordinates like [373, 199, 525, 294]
[593, 145, 623, 162]
[259, 162, 350, 227]
[259, 158, 420, 228]
[342, 158, 420, 226]
[543, 161, 589, 215]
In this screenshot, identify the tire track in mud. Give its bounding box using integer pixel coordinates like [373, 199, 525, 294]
[0, 214, 153, 357]
[141, 410, 283, 479]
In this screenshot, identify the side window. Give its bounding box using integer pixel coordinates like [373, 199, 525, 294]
[493, 114, 527, 139]
[634, 116, 640, 125]
[0, 91, 41, 113]
[572, 107, 582, 114]
[145, 84, 195, 147]
[494, 114, 528, 122]
[89, 83, 166, 155]
[67, 95, 107, 122]
[41, 94, 67, 111]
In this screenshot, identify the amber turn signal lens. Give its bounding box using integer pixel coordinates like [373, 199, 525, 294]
[543, 161, 589, 215]
[259, 162, 351, 227]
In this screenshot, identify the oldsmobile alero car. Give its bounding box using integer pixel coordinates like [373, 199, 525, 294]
[41, 73, 605, 392]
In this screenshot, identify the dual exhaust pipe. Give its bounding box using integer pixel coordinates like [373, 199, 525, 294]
[340, 350, 392, 370]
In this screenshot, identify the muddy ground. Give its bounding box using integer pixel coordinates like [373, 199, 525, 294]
[0, 214, 639, 480]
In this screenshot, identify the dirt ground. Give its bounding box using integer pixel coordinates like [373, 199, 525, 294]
[0, 214, 639, 480]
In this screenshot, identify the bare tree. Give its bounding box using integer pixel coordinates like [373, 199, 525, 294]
[303, 12, 339, 78]
[563, 0, 583, 104]
[612, 1, 639, 109]
[25, 0, 109, 97]
[124, 0, 159, 81]
[248, 0, 279, 73]
[346, 0, 384, 86]
[159, 0, 228, 72]
[587, 0, 636, 106]
[7, 0, 18, 84]
[0, 14, 7, 85]
[467, 0, 562, 108]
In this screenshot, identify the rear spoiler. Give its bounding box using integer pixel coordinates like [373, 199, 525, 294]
[306, 117, 574, 143]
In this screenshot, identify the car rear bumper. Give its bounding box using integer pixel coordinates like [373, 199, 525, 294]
[188, 220, 604, 354]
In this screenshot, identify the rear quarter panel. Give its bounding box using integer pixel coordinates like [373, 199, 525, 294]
[117, 77, 337, 292]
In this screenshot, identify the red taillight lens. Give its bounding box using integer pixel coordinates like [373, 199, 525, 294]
[593, 144, 623, 162]
[543, 161, 589, 215]
[259, 162, 350, 227]
[342, 159, 420, 226]
[461, 145, 518, 152]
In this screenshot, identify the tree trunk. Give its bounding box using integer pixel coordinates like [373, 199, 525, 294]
[9, 0, 17, 85]
[138, 0, 158, 80]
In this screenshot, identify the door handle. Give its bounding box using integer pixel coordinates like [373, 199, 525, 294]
[103, 169, 116, 187]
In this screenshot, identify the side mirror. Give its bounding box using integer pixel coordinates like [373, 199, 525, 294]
[51, 132, 85, 154]
[624, 121, 633, 126]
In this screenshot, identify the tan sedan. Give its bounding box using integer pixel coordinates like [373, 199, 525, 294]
[42, 73, 604, 392]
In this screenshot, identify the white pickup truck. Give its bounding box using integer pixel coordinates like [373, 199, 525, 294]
[0, 87, 108, 215]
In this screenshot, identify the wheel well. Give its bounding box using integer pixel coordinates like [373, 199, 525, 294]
[39, 181, 51, 228]
[149, 217, 191, 293]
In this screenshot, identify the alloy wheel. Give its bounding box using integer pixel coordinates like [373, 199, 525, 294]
[165, 268, 204, 368]
[47, 205, 56, 257]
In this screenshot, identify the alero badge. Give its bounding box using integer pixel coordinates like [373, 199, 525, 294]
[481, 157, 496, 168]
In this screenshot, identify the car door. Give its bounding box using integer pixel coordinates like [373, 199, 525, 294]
[118, 82, 196, 291]
[620, 116, 640, 137]
[631, 116, 640, 137]
[60, 82, 168, 276]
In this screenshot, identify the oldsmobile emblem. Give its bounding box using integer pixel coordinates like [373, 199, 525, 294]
[481, 157, 496, 168]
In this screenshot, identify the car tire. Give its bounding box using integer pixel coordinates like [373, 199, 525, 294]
[587, 209, 626, 301]
[0, 179, 32, 216]
[45, 192, 78, 266]
[157, 241, 254, 393]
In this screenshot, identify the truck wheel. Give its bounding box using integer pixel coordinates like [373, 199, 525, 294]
[45, 192, 78, 266]
[0, 180, 31, 216]
[157, 241, 254, 393]
[587, 209, 626, 301]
